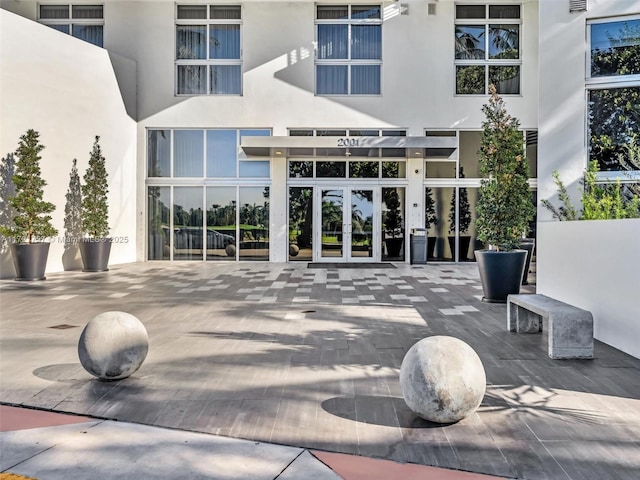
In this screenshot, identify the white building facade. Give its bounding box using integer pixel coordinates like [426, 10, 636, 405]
[2, 0, 639, 353]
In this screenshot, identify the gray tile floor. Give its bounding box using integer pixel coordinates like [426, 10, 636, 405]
[1, 262, 639, 480]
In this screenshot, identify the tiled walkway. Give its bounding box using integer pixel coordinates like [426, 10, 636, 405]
[1, 262, 640, 479]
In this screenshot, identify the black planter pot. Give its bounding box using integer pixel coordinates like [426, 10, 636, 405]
[385, 237, 404, 258]
[447, 235, 472, 261]
[79, 238, 112, 272]
[519, 239, 535, 285]
[427, 236, 437, 259]
[475, 249, 527, 303]
[10, 243, 50, 281]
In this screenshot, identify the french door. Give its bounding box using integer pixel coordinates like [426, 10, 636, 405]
[314, 187, 381, 262]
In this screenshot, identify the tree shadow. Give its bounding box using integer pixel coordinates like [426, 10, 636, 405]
[0, 152, 16, 278]
[63, 159, 83, 271]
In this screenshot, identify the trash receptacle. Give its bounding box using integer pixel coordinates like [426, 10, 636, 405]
[410, 228, 427, 264]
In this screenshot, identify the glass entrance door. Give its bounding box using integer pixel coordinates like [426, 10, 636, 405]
[315, 187, 379, 262]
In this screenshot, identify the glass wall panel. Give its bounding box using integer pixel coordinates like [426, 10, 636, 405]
[489, 65, 520, 94]
[239, 161, 270, 177]
[72, 25, 103, 46]
[382, 187, 405, 261]
[177, 5, 206, 19]
[591, 20, 640, 77]
[148, 187, 170, 260]
[289, 161, 313, 177]
[317, 65, 348, 94]
[209, 24, 240, 59]
[456, 65, 485, 94]
[351, 25, 381, 59]
[351, 6, 381, 19]
[177, 65, 207, 95]
[426, 161, 456, 178]
[317, 161, 346, 177]
[176, 25, 206, 59]
[207, 129, 237, 177]
[317, 24, 348, 59]
[589, 86, 640, 171]
[239, 187, 269, 260]
[289, 187, 313, 261]
[489, 25, 519, 59]
[173, 187, 204, 260]
[425, 187, 450, 260]
[456, 5, 485, 19]
[174, 130, 204, 177]
[352, 190, 374, 258]
[382, 161, 405, 178]
[148, 130, 171, 177]
[349, 161, 379, 178]
[455, 25, 485, 60]
[321, 189, 343, 258]
[489, 5, 520, 19]
[351, 65, 381, 94]
[210, 65, 241, 94]
[459, 131, 482, 178]
[446, 185, 474, 262]
[206, 187, 237, 260]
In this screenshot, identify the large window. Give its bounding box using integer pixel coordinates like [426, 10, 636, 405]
[315, 5, 382, 95]
[148, 129, 270, 178]
[454, 4, 521, 95]
[587, 17, 640, 175]
[287, 129, 406, 178]
[176, 5, 242, 95]
[38, 4, 104, 47]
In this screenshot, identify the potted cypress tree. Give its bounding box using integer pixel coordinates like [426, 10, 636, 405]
[425, 187, 438, 259]
[475, 86, 535, 302]
[448, 167, 472, 261]
[80, 136, 111, 272]
[383, 188, 404, 258]
[0, 129, 57, 280]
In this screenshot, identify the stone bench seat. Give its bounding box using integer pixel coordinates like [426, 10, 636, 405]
[507, 294, 593, 359]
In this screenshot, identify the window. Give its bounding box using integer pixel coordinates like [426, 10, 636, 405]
[176, 5, 242, 95]
[287, 129, 406, 178]
[38, 4, 103, 47]
[148, 128, 270, 178]
[315, 5, 382, 95]
[454, 4, 521, 95]
[587, 16, 640, 176]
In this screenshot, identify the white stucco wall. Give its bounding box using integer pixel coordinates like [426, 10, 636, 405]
[537, 0, 640, 358]
[537, 220, 640, 359]
[0, 10, 137, 278]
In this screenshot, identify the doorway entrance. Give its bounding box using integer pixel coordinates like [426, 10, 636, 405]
[315, 187, 379, 262]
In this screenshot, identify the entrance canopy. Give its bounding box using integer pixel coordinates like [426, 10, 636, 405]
[240, 135, 457, 158]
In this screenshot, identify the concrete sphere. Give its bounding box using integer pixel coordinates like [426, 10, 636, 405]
[400, 336, 486, 423]
[289, 244, 300, 257]
[78, 311, 149, 381]
[225, 244, 236, 257]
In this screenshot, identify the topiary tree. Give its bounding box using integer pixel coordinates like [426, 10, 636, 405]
[475, 85, 534, 251]
[448, 167, 471, 235]
[81, 136, 109, 238]
[384, 188, 403, 239]
[0, 130, 57, 243]
[425, 187, 438, 232]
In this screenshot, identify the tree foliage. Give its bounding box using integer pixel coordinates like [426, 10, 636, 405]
[0, 130, 57, 243]
[81, 136, 110, 238]
[425, 187, 438, 232]
[449, 167, 471, 234]
[475, 86, 534, 251]
[383, 188, 403, 239]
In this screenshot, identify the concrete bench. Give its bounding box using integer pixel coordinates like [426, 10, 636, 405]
[507, 294, 593, 359]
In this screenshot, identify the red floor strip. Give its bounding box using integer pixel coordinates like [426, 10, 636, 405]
[0, 405, 91, 432]
[311, 450, 509, 480]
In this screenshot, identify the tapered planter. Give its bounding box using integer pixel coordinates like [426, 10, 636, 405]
[79, 238, 112, 272]
[385, 238, 404, 258]
[475, 249, 527, 303]
[427, 236, 437, 259]
[10, 243, 50, 281]
[519, 239, 535, 285]
[448, 236, 472, 261]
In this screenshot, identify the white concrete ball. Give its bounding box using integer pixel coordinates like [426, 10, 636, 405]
[78, 311, 149, 381]
[400, 336, 486, 423]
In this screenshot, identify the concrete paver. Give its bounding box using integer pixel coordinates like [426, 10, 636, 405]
[1, 261, 639, 480]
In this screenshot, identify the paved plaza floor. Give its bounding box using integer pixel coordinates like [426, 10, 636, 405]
[1, 261, 639, 479]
